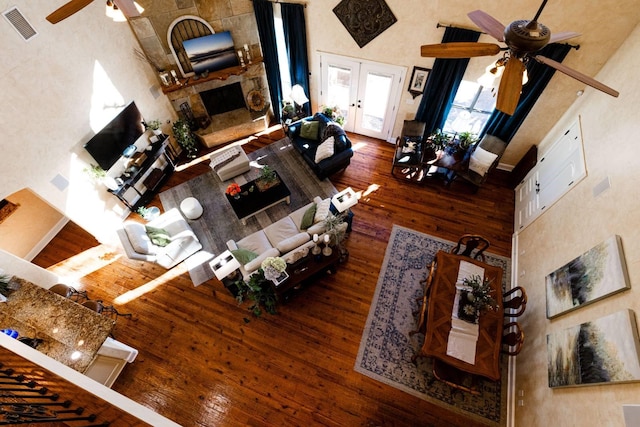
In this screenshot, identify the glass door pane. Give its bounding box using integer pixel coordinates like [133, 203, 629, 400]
[358, 72, 392, 133]
[326, 65, 352, 119]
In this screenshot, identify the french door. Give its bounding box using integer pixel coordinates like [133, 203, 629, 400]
[318, 53, 406, 141]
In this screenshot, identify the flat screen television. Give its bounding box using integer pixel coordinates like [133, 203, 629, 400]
[182, 31, 239, 75]
[84, 101, 145, 171]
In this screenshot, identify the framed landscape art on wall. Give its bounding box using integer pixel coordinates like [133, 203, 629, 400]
[547, 310, 640, 388]
[545, 235, 630, 318]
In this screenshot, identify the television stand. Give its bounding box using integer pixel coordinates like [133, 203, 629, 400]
[108, 135, 175, 211]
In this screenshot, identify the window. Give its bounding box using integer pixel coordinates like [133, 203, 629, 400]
[442, 80, 496, 135]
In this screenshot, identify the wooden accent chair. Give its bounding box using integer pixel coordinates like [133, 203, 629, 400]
[501, 322, 525, 356]
[432, 358, 480, 395]
[503, 286, 528, 318]
[450, 234, 490, 262]
[391, 120, 426, 181]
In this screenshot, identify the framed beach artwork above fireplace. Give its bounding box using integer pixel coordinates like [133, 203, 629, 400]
[545, 235, 630, 319]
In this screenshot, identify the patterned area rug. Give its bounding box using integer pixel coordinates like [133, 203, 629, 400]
[355, 225, 511, 426]
[159, 139, 337, 284]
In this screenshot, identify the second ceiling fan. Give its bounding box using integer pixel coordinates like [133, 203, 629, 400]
[420, 0, 619, 115]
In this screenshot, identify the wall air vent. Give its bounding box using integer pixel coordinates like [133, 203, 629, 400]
[2, 6, 38, 42]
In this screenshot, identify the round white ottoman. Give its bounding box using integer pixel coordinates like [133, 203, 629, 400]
[180, 197, 203, 220]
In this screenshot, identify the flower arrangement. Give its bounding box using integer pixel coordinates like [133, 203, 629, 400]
[261, 256, 287, 282]
[225, 183, 241, 197]
[320, 105, 345, 126]
[460, 275, 499, 319]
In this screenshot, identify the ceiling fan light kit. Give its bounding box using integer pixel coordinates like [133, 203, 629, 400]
[421, 0, 619, 115]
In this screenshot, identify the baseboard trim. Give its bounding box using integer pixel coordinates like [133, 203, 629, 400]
[24, 216, 69, 261]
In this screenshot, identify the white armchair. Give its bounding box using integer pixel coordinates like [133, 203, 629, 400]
[116, 208, 202, 269]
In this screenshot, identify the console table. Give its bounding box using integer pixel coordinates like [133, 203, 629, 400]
[108, 135, 175, 210]
[270, 250, 343, 301]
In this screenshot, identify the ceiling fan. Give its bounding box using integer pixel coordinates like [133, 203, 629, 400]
[420, 0, 619, 115]
[46, 0, 140, 24]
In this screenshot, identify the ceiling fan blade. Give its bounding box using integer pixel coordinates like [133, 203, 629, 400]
[420, 42, 501, 58]
[496, 59, 525, 115]
[113, 0, 141, 18]
[46, 0, 94, 24]
[534, 55, 619, 97]
[468, 10, 506, 42]
[549, 31, 581, 43]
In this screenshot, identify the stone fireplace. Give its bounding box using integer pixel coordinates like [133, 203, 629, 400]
[163, 62, 272, 148]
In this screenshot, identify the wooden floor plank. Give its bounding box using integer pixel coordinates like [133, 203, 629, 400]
[32, 126, 514, 426]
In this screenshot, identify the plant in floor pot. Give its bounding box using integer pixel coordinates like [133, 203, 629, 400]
[234, 269, 277, 317]
[172, 119, 199, 158]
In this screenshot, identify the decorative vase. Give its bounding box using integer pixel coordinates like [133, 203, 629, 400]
[458, 291, 480, 324]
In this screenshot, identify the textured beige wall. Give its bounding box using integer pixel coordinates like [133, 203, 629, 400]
[0, 189, 64, 259]
[305, 0, 639, 165]
[514, 23, 640, 427]
[0, 2, 176, 245]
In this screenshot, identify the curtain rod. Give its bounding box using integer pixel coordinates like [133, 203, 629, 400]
[436, 22, 579, 50]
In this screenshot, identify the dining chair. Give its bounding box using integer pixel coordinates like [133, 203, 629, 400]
[432, 358, 480, 395]
[49, 283, 89, 303]
[410, 260, 436, 337]
[503, 286, 527, 318]
[450, 234, 490, 262]
[501, 322, 525, 356]
[391, 120, 426, 181]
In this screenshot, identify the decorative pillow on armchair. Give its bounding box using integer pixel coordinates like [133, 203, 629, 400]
[469, 146, 498, 176]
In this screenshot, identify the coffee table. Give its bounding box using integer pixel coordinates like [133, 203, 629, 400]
[226, 171, 291, 225]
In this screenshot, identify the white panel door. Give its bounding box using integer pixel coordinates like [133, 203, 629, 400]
[318, 53, 405, 140]
[514, 119, 587, 232]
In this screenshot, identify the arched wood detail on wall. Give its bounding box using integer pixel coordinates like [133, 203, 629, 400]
[167, 15, 214, 78]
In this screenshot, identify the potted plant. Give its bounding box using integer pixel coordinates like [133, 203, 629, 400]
[457, 131, 477, 152]
[234, 268, 278, 317]
[144, 119, 164, 135]
[458, 275, 498, 323]
[255, 165, 280, 191]
[83, 163, 107, 181]
[172, 119, 199, 159]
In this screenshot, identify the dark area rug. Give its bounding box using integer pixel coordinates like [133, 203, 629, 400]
[355, 225, 511, 426]
[159, 138, 337, 257]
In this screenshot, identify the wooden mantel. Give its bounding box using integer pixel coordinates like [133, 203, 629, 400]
[161, 56, 264, 94]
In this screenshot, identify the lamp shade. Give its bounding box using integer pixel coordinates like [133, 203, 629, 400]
[289, 84, 309, 105]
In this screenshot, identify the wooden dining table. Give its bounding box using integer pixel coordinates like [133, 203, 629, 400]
[420, 250, 504, 381]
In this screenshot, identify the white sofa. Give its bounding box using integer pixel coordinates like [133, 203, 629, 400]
[226, 196, 344, 280]
[116, 208, 202, 269]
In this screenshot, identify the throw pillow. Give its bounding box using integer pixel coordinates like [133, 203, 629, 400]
[469, 146, 499, 176]
[300, 203, 317, 230]
[314, 198, 331, 223]
[123, 222, 156, 254]
[322, 122, 346, 141]
[300, 120, 319, 140]
[231, 248, 258, 265]
[145, 226, 172, 247]
[315, 136, 335, 163]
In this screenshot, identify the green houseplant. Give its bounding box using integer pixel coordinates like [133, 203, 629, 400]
[458, 275, 498, 323]
[457, 131, 477, 151]
[83, 163, 107, 181]
[172, 119, 199, 158]
[255, 165, 280, 191]
[234, 268, 277, 317]
[144, 119, 164, 135]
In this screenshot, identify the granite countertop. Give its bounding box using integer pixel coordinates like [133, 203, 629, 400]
[0, 277, 115, 373]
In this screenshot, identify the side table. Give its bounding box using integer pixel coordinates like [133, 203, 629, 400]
[210, 250, 242, 297]
[270, 250, 343, 301]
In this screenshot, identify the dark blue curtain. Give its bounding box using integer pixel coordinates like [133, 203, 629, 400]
[482, 43, 572, 142]
[415, 27, 481, 137]
[253, 0, 283, 121]
[281, 3, 311, 117]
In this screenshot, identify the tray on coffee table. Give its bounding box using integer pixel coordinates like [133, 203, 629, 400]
[226, 171, 291, 225]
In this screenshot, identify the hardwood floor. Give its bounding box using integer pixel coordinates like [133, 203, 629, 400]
[32, 126, 514, 427]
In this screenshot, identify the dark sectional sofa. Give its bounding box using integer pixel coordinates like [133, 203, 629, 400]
[286, 113, 354, 180]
